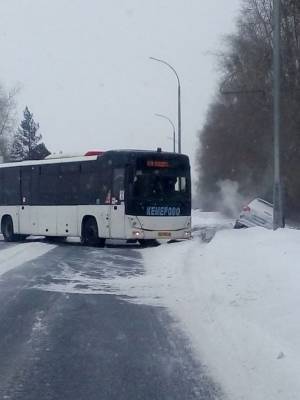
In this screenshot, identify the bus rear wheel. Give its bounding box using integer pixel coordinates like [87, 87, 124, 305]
[81, 217, 105, 247]
[1, 216, 23, 242]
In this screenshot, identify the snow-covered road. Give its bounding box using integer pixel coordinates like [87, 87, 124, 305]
[0, 238, 218, 400]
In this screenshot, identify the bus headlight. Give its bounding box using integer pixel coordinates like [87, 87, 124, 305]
[132, 230, 144, 238]
[184, 231, 191, 238]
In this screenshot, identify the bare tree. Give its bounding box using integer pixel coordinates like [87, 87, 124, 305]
[0, 85, 19, 161]
[196, 0, 300, 215]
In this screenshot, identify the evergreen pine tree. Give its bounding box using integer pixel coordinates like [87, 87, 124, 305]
[10, 106, 50, 161]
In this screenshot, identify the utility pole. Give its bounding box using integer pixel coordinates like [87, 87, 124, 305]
[273, 0, 284, 229]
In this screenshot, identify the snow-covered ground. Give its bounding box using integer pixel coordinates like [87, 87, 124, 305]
[1, 213, 299, 400]
[42, 211, 296, 400]
[141, 226, 300, 400]
[92, 211, 298, 400]
[130, 212, 298, 400]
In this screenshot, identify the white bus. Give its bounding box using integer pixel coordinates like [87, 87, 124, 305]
[0, 149, 191, 246]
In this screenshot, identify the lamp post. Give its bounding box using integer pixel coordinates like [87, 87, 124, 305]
[150, 57, 182, 153]
[155, 113, 176, 152]
[273, 0, 284, 229]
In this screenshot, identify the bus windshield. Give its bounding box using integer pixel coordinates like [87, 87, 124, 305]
[132, 169, 188, 200]
[125, 154, 191, 217]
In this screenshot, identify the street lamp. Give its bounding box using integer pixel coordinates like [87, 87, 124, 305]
[155, 113, 176, 152]
[273, 0, 284, 229]
[150, 57, 182, 154]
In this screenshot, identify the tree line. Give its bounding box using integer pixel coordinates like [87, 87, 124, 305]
[0, 84, 50, 162]
[196, 0, 300, 216]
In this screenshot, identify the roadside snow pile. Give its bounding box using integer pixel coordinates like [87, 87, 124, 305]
[192, 209, 233, 228]
[142, 227, 300, 400]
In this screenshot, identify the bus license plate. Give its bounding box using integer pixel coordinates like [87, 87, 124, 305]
[158, 231, 171, 238]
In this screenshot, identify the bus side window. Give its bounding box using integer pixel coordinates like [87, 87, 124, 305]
[175, 177, 187, 192]
[59, 163, 80, 205]
[80, 161, 102, 205]
[112, 168, 125, 204]
[39, 165, 59, 205]
[3, 168, 21, 205]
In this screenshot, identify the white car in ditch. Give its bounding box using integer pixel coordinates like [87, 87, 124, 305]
[234, 198, 273, 229]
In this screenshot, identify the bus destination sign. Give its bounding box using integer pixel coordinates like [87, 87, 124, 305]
[146, 206, 181, 217]
[146, 160, 170, 168]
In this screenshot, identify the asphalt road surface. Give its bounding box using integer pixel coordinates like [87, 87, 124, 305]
[0, 239, 220, 400]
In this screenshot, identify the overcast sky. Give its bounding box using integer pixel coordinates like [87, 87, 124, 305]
[0, 0, 240, 169]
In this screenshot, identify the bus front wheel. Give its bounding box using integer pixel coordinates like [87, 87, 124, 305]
[81, 217, 105, 247]
[1, 216, 23, 242]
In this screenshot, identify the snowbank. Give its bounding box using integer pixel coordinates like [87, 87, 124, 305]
[192, 209, 234, 241]
[141, 227, 300, 400]
[192, 209, 234, 230]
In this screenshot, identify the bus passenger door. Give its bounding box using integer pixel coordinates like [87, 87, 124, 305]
[19, 167, 33, 234]
[109, 168, 125, 239]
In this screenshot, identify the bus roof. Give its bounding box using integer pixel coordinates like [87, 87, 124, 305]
[104, 149, 190, 160]
[0, 149, 189, 169]
[0, 155, 99, 169]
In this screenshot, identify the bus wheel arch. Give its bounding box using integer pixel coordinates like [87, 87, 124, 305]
[1, 215, 22, 242]
[81, 215, 105, 247]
